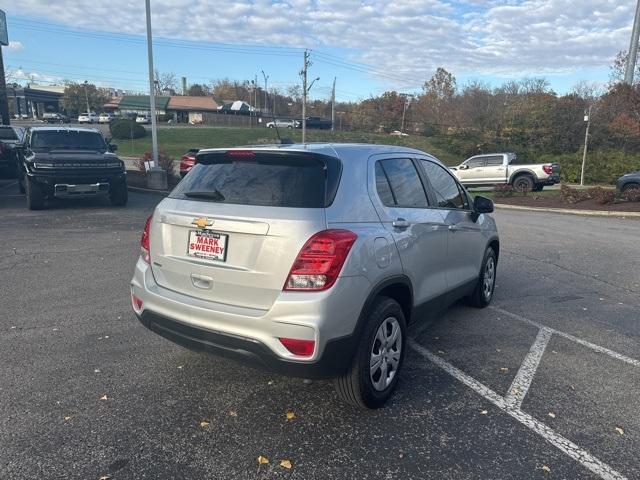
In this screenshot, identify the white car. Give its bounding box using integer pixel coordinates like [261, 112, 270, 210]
[78, 112, 98, 124]
[136, 115, 150, 124]
[98, 113, 114, 123]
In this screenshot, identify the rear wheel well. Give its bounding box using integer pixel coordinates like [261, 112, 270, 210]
[377, 283, 412, 323]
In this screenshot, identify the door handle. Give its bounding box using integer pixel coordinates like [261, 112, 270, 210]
[392, 218, 410, 229]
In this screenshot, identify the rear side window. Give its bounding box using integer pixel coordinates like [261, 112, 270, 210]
[420, 160, 468, 209]
[485, 156, 504, 166]
[0, 128, 18, 140]
[170, 151, 341, 208]
[376, 158, 428, 208]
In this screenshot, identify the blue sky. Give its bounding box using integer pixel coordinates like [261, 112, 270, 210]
[0, 1, 635, 102]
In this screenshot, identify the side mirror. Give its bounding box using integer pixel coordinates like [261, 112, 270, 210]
[108, 144, 118, 152]
[474, 195, 494, 214]
[459, 164, 469, 170]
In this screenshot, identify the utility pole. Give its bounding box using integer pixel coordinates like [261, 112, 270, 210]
[331, 77, 336, 132]
[261, 70, 268, 112]
[625, 0, 640, 84]
[145, 0, 158, 168]
[400, 94, 411, 136]
[580, 105, 592, 186]
[83, 80, 90, 113]
[300, 50, 310, 143]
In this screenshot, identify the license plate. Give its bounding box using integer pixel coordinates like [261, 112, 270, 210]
[187, 230, 228, 261]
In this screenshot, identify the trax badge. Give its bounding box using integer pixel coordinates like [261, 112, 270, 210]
[191, 217, 213, 229]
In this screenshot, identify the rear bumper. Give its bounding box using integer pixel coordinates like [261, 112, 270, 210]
[136, 311, 357, 378]
[540, 173, 560, 185]
[130, 258, 371, 378]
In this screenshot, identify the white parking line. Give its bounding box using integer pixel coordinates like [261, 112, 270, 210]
[408, 339, 628, 480]
[505, 327, 552, 409]
[489, 306, 640, 367]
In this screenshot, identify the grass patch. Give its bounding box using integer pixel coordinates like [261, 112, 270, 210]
[113, 127, 461, 165]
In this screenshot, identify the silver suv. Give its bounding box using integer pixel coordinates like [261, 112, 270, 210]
[130, 144, 499, 408]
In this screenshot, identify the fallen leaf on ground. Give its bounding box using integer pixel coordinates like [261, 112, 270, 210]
[569, 385, 576, 391]
[99, 395, 108, 401]
[615, 426, 624, 435]
[548, 412, 556, 418]
[99, 476, 111, 480]
[511, 388, 521, 396]
[94, 369, 101, 373]
[399, 452, 404, 459]
[541, 465, 551, 474]
[177, 365, 183, 369]
[499, 367, 509, 373]
[280, 459, 292, 469]
[285, 411, 296, 421]
[64, 416, 72, 421]
[267, 380, 274, 386]
[480, 410, 488, 415]
[200, 420, 210, 428]
[257, 455, 269, 464]
[229, 411, 238, 417]
[437, 350, 445, 355]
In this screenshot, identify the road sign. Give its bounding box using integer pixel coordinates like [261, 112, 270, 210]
[0, 10, 8, 46]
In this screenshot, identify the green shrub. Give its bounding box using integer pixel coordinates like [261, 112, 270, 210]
[110, 119, 146, 140]
[539, 150, 640, 185]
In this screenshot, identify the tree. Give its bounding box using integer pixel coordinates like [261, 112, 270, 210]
[609, 50, 640, 85]
[187, 83, 211, 96]
[154, 70, 177, 95]
[60, 82, 109, 114]
[420, 67, 457, 125]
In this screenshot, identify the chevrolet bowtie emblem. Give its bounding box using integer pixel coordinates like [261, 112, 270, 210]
[192, 217, 213, 229]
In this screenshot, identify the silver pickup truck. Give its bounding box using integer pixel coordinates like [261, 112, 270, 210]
[451, 153, 560, 191]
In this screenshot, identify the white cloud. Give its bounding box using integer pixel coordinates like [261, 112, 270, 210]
[6, 40, 24, 51]
[2, 0, 635, 86]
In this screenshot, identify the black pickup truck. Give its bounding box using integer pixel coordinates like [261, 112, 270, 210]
[0, 126, 24, 177]
[301, 116, 332, 130]
[16, 127, 127, 210]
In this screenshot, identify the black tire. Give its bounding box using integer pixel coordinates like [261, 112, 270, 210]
[334, 297, 406, 409]
[467, 247, 497, 308]
[512, 175, 534, 192]
[110, 182, 128, 207]
[622, 183, 640, 192]
[26, 176, 45, 210]
[287, 125, 293, 129]
[268, 125, 274, 128]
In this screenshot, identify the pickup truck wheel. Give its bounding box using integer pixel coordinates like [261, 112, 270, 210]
[268, 125, 274, 128]
[467, 247, 497, 308]
[109, 182, 128, 207]
[287, 125, 293, 129]
[513, 175, 534, 192]
[334, 296, 406, 409]
[26, 176, 45, 210]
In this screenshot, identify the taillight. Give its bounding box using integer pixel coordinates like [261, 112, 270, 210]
[131, 292, 143, 312]
[543, 164, 553, 174]
[284, 229, 357, 291]
[279, 338, 315, 357]
[140, 215, 152, 264]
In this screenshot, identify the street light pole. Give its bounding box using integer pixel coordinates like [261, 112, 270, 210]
[83, 80, 90, 113]
[625, 0, 640, 85]
[261, 70, 268, 112]
[580, 105, 592, 186]
[145, 0, 159, 168]
[400, 94, 411, 135]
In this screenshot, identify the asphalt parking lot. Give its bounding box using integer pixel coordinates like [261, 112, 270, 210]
[1, 179, 639, 480]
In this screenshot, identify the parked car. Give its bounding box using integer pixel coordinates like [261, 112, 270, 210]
[266, 119, 299, 129]
[450, 153, 560, 191]
[130, 144, 498, 408]
[135, 115, 150, 124]
[179, 148, 200, 177]
[77, 112, 98, 124]
[98, 113, 114, 124]
[616, 171, 640, 192]
[0, 126, 25, 177]
[43, 112, 70, 124]
[16, 127, 127, 210]
[301, 116, 332, 130]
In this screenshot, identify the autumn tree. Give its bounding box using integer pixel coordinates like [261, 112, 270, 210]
[187, 83, 211, 96]
[154, 70, 178, 94]
[60, 82, 110, 114]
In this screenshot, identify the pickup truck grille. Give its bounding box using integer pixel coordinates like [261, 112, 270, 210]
[34, 162, 122, 169]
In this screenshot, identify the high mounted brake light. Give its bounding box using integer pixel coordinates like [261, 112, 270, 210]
[284, 229, 357, 291]
[226, 150, 255, 158]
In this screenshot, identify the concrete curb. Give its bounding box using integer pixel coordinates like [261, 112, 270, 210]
[494, 203, 640, 218]
[127, 185, 170, 196]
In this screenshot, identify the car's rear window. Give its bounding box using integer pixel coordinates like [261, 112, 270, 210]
[0, 128, 18, 140]
[169, 151, 342, 208]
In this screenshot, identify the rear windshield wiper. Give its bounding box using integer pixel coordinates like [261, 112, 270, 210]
[183, 190, 225, 201]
